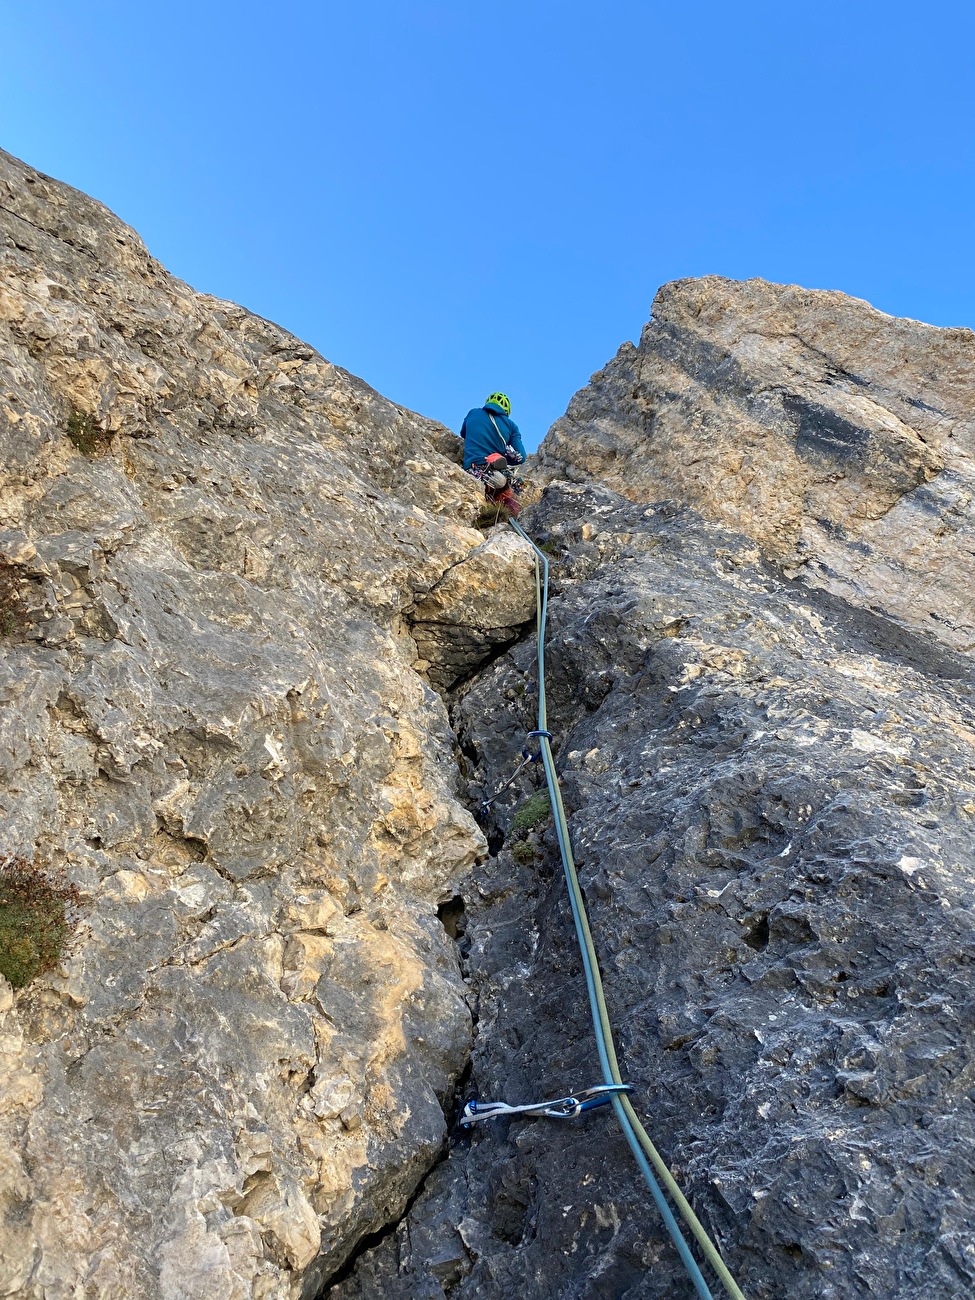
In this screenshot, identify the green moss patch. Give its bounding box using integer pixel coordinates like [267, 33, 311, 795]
[0, 858, 82, 988]
[66, 408, 111, 457]
[511, 791, 551, 836]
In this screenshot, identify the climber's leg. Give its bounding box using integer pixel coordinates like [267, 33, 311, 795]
[498, 487, 521, 517]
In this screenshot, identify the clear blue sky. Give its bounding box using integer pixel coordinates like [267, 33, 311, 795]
[3, 2, 974, 449]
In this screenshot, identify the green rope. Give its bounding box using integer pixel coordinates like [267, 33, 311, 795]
[509, 519, 746, 1300]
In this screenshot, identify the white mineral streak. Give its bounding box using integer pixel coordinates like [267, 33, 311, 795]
[0, 148, 533, 1298]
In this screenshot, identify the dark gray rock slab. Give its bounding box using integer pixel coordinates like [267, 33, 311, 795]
[333, 482, 975, 1300]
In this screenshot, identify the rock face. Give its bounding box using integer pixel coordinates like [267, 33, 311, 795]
[535, 277, 975, 653]
[334, 483, 975, 1300]
[0, 148, 534, 1298]
[410, 530, 537, 690]
[5, 148, 975, 1300]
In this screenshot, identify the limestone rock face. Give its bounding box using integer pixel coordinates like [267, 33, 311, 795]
[333, 484, 975, 1300]
[535, 277, 975, 653]
[409, 529, 538, 689]
[0, 148, 533, 1298]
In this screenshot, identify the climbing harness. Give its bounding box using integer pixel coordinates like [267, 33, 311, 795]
[464, 411, 528, 524]
[478, 730, 552, 816]
[467, 456, 525, 493]
[502, 517, 747, 1300]
[467, 456, 525, 525]
[461, 1083, 633, 1126]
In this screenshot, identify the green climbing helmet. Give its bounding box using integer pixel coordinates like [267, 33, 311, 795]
[486, 391, 511, 416]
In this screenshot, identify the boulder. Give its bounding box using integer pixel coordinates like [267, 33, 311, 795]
[409, 529, 536, 689]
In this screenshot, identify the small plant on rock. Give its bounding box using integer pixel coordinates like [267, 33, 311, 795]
[511, 840, 536, 865]
[0, 564, 27, 638]
[0, 857, 83, 989]
[66, 407, 111, 457]
[476, 502, 510, 529]
[511, 791, 551, 835]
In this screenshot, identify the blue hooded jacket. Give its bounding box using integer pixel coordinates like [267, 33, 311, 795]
[460, 402, 527, 471]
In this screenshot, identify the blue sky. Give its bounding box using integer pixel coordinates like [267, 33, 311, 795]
[3, 1, 974, 449]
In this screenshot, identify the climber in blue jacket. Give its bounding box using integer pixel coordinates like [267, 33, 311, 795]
[460, 392, 527, 517]
[461, 392, 527, 470]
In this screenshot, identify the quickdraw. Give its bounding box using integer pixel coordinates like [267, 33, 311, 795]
[461, 1083, 633, 1127]
[478, 730, 555, 817]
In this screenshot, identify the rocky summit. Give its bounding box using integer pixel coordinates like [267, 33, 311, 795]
[1, 155, 974, 1300]
[536, 277, 975, 654]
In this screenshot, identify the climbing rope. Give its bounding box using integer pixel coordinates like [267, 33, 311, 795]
[506, 518, 747, 1300]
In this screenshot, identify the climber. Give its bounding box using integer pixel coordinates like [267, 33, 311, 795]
[460, 392, 527, 518]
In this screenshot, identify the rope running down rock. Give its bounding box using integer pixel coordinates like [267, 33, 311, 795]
[508, 518, 746, 1300]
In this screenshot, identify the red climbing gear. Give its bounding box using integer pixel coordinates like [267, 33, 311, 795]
[468, 452, 523, 517]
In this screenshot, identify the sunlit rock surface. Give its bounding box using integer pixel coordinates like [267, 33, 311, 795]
[409, 529, 537, 690]
[5, 147, 975, 1300]
[535, 277, 975, 652]
[0, 148, 533, 1298]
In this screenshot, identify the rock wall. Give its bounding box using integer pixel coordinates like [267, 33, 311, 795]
[336, 281, 975, 1299]
[535, 277, 975, 653]
[0, 149, 534, 1298]
[334, 483, 975, 1300]
[5, 148, 975, 1300]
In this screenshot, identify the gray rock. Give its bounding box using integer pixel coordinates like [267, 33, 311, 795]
[535, 277, 975, 653]
[334, 482, 975, 1299]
